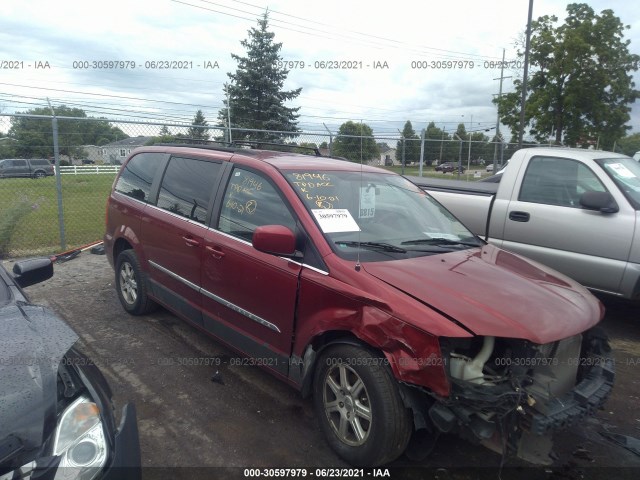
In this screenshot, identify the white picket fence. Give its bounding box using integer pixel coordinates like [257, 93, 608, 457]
[57, 165, 121, 175]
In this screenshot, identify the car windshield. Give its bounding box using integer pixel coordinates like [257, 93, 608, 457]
[285, 170, 481, 262]
[596, 158, 640, 209]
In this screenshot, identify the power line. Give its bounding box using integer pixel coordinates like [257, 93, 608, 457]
[173, 0, 504, 62]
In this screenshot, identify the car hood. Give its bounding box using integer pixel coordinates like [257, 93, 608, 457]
[0, 303, 78, 468]
[362, 244, 602, 344]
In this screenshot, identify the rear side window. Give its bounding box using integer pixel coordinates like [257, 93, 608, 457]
[114, 153, 164, 202]
[30, 159, 50, 166]
[12, 160, 27, 167]
[218, 167, 296, 241]
[156, 157, 221, 224]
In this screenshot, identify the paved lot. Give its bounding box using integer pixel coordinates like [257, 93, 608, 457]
[9, 252, 640, 479]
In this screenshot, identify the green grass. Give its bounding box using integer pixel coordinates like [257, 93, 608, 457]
[0, 175, 115, 257]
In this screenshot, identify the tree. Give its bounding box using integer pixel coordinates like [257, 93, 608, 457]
[187, 110, 210, 143]
[617, 133, 640, 155]
[0, 137, 17, 159]
[332, 121, 379, 162]
[8, 106, 127, 159]
[423, 122, 448, 164]
[396, 121, 421, 164]
[218, 12, 301, 142]
[294, 142, 318, 155]
[495, 4, 639, 149]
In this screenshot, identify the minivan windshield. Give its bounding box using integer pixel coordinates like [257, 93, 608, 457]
[285, 170, 481, 261]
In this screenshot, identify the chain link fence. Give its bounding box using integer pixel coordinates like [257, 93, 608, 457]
[1, 113, 552, 258]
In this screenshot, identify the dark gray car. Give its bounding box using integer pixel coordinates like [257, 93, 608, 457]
[0, 258, 140, 479]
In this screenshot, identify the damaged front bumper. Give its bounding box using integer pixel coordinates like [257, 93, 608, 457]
[426, 327, 615, 464]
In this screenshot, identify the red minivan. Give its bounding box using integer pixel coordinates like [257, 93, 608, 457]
[104, 145, 613, 466]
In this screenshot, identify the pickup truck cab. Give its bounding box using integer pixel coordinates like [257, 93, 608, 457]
[410, 147, 640, 300]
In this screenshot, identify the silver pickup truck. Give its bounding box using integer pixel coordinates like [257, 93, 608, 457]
[408, 147, 640, 300]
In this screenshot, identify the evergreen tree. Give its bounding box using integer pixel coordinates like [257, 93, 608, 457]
[218, 12, 301, 142]
[396, 121, 421, 164]
[187, 110, 210, 143]
[423, 122, 448, 164]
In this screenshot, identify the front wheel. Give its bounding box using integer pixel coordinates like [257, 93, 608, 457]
[115, 250, 157, 315]
[313, 345, 412, 466]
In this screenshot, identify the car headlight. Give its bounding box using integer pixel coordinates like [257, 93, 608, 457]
[53, 395, 108, 480]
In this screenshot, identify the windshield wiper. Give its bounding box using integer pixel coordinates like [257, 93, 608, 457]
[401, 238, 481, 247]
[335, 241, 407, 253]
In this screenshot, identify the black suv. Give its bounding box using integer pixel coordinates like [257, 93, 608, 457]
[434, 162, 465, 173]
[0, 158, 54, 178]
[0, 258, 140, 479]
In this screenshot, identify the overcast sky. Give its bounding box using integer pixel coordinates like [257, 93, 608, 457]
[0, 0, 638, 141]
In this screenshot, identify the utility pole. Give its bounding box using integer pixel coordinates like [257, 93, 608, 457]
[226, 88, 233, 143]
[419, 128, 425, 177]
[518, 0, 535, 149]
[493, 49, 511, 170]
[323, 123, 333, 156]
[397, 129, 406, 175]
[454, 133, 463, 180]
[47, 98, 66, 250]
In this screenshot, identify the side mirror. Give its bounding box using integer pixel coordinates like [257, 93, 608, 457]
[253, 225, 297, 257]
[12, 257, 54, 288]
[579, 191, 618, 214]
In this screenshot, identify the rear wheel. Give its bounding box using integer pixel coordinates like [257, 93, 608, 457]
[313, 344, 412, 466]
[115, 250, 157, 315]
[33, 170, 46, 179]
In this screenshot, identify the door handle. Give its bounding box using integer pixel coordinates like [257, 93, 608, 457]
[206, 245, 226, 259]
[509, 211, 530, 222]
[182, 236, 200, 247]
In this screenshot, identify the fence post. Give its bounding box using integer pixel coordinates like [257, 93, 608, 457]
[419, 129, 425, 177]
[48, 100, 66, 251]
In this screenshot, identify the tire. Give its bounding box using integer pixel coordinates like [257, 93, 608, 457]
[313, 344, 412, 466]
[33, 170, 45, 179]
[115, 249, 157, 315]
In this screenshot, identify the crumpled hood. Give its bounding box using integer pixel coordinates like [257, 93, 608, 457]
[0, 303, 78, 466]
[363, 244, 602, 344]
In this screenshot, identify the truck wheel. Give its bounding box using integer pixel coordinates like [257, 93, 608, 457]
[313, 344, 412, 466]
[33, 170, 45, 179]
[115, 250, 157, 315]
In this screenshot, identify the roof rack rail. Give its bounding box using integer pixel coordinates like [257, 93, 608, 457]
[152, 138, 322, 157]
[229, 140, 321, 156]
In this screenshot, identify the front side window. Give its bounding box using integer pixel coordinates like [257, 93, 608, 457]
[114, 152, 164, 202]
[156, 157, 221, 224]
[218, 168, 297, 242]
[519, 156, 606, 208]
[285, 170, 480, 262]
